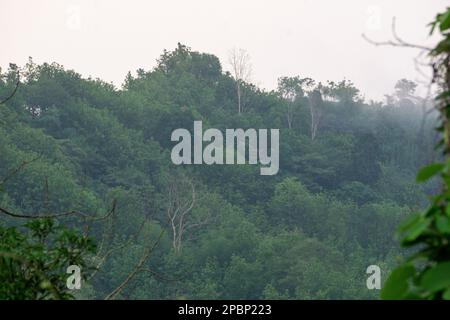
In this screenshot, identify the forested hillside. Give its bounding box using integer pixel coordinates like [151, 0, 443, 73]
[0, 44, 437, 299]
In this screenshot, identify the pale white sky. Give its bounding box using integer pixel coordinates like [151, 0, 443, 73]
[0, 0, 447, 101]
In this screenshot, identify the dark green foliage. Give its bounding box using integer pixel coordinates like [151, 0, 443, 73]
[0, 42, 436, 299]
[0, 219, 96, 300]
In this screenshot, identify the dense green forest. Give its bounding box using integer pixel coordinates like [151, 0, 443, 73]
[0, 44, 438, 299]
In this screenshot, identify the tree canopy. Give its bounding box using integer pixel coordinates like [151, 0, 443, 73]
[0, 42, 438, 299]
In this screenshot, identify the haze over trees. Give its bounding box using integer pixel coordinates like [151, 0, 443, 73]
[381, 7, 450, 300]
[0, 42, 438, 299]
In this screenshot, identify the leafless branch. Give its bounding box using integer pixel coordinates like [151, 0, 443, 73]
[0, 156, 41, 186]
[89, 217, 147, 280]
[104, 225, 165, 300]
[362, 17, 432, 51]
[0, 70, 20, 105]
[0, 199, 116, 220]
[166, 177, 197, 253]
[139, 267, 184, 282]
[1, 158, 117, 220]
[228, 48, 252, 114]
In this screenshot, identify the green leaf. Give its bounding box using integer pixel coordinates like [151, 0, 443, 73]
[381, 265, 416, 300]
[443, 287, 450, 300]
[436, 215, 450, 234]
[431, 38, 450, 56]
[420, 262, 450, 293]
[429, 21, 438, 35]
[398, 214, 431, 243]
[398, 213, 422, 232]
[436, 91, 450, 100]
[439, 9, 450, 32]
[416, 163, 444, 182]
[40, 280, 52, 290]
[446, 205, 450, 217]
[406, 218, 431, 242]
[443, 175, 450, 188]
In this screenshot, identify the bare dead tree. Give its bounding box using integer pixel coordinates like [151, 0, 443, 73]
[166, 177, 197, 253]
[228, 48, 252, 114]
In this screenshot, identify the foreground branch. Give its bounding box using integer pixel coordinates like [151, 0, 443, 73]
[362, 17, 432, 51]
[0, 199, 116, 220]
[104, 226, 165, 300]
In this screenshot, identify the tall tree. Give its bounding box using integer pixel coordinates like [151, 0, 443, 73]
[308, 88, 323, 140]
[228, 48, 252, 114]
[277, 76, 314, 129]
